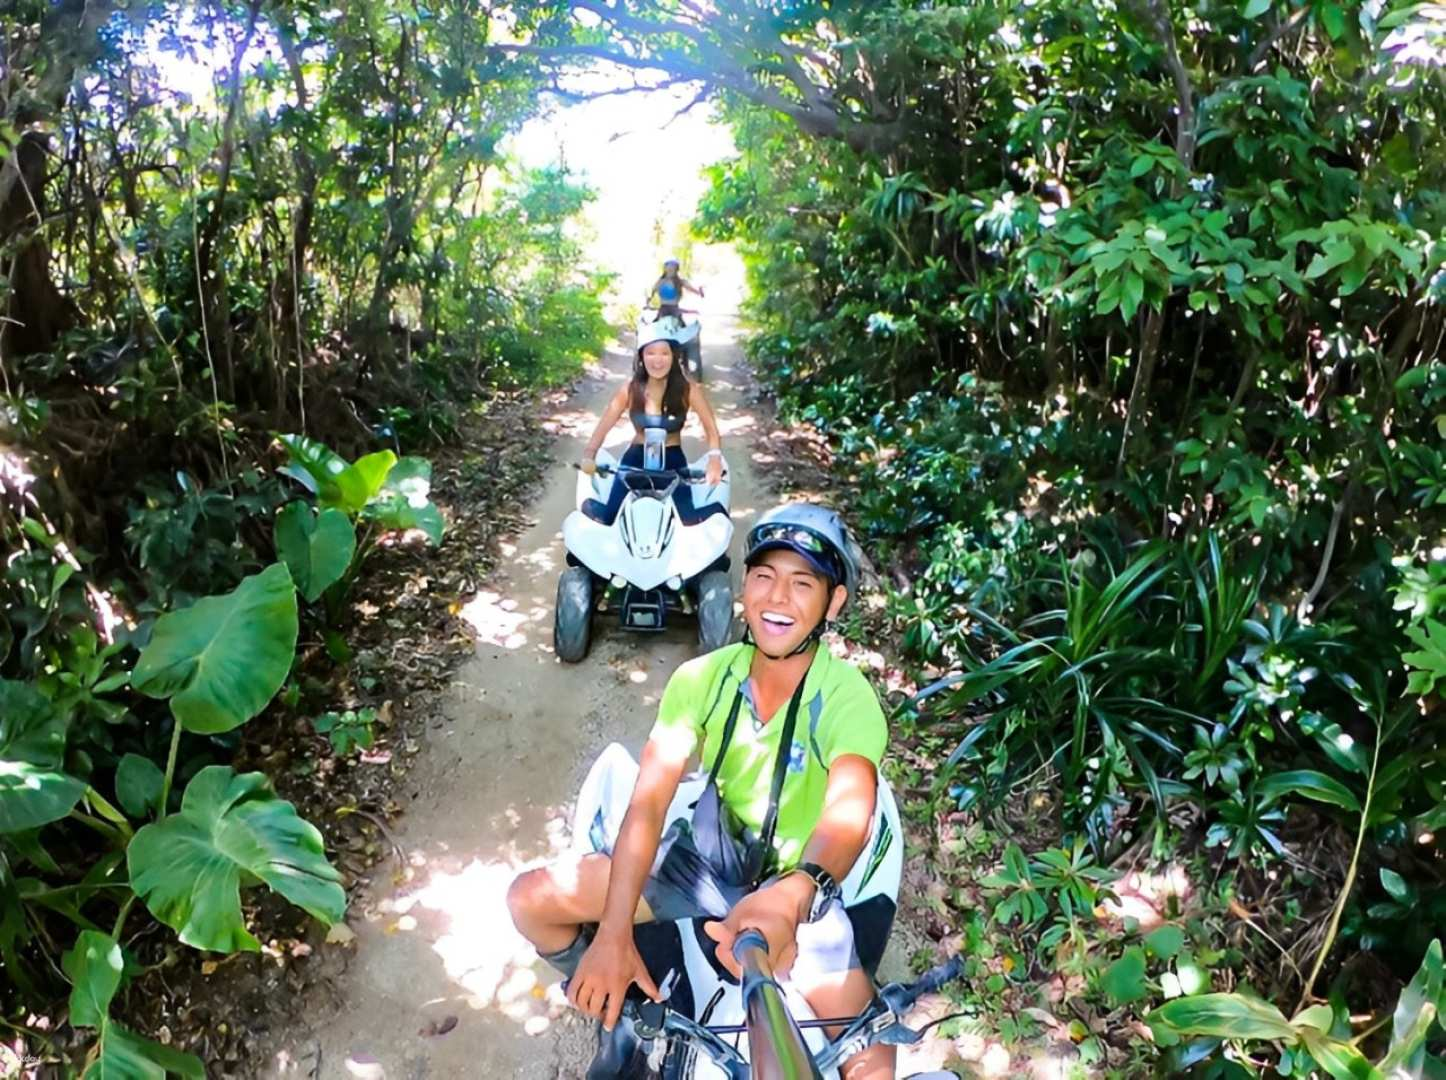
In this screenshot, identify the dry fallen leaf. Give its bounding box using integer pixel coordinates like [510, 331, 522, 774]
[418, 1015, 458, 1038]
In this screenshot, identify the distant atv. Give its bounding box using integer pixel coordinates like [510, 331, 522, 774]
[643, 307, 703, 379]
[554, 449, 732, 661]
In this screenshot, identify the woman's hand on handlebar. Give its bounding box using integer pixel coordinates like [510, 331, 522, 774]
[705, 453, 723, 486]
[569, 926, 662, 1032]
[580, 456, 597, 476]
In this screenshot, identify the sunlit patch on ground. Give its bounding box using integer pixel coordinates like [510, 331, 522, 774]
[546, 406, 606, 439]
[457, 589, 545, 648]
[362, 816, 579, 1036]
[1100, 862, 1193, 930]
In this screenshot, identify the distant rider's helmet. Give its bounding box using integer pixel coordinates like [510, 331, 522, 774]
[744, 503, 861, 612]
[663, 257, 681, 271]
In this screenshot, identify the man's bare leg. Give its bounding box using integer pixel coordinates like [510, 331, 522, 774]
[507, 852, 654, 954]
[797, 968, 895, 1079]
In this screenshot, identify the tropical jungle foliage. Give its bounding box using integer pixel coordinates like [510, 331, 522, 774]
[1, 0, 606, 1071]
[527, 0, 1446, 1072]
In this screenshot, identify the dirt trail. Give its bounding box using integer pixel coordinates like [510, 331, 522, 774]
[270, 318, 776, 1079]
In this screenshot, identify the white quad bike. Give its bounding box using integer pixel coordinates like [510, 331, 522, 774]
[555, 446, 734, 662]
[643, 307, 704, 379]
[570, 745, 936, 1080]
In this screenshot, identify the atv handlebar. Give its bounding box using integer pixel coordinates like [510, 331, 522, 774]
[574, 462, 721, 484]
[902, 953, 965, 1002]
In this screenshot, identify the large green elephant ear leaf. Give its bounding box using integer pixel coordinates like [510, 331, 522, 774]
[0, 679, 86, 833]
[335, 450, 397, 515]
[274, 502, 356, 603]
[83, 1025, 205, 1080]
[64, 929, 123, 1028]
[276, 433, 349, 505]
[66, 929, 205, 1078]
[127, 766, 345, 953]
[361, 456, 445, 545]
[131, 564, 298, 734]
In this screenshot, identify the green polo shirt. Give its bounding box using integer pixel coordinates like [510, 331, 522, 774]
[649, 642, 888, 870]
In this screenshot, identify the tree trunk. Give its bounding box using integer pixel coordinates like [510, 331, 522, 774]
[1115, 306, 1165, 474]
[0, 0, 119, 357]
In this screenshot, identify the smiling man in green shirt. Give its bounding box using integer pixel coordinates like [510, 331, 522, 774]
[508, 503, 894, 1079]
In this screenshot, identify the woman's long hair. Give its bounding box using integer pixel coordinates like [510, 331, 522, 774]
[631, 341, 691, 421]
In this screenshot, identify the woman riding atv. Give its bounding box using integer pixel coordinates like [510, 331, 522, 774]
[648, 257, 704, 319]
[579, 322, 725, 526]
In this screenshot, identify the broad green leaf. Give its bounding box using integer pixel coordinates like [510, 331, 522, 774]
[335, 450, 397, 514]
[276, 433, 349, 503]
[1292, 1003, 1335, 1032]
[0, 679, 86, 833]
[361, 457, 444, 545]
[127, 766, 345, 952]
[1243, 0, 1272, 16]
[1102, 946, 1149, 1005]
[1299, 1029, 1384, 1080]
[361, 497, 445, 546]
[1175, 953, 1210, 996]
[1146, 924, 1186, 959]
[1257, 770, 1361, 812]
[1305, 239, 1355, 279]
[1380, 867, 1412, 903]
[1403, 620, 1446, 697]
[83, 1022, 205, 1079]
[115, 754, 165, 819]
[1121, 272, 1145, 320]
[1147, 993, 1295, 1040]
[62, 930, 199, 1080]
[1380, 940, 1443, 1075]
[274, 502, 356, 602]
[64, 930, 123, 1028]
[131, 564, 299, 734]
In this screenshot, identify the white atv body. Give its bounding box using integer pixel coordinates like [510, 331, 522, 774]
[554, 448, 734, 661]
[572, 743, 905, 1079]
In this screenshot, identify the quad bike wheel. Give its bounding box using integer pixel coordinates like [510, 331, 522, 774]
[685, 335, 703, 380]
[555, 566, 595, 662]
[695, 570, 733, 653]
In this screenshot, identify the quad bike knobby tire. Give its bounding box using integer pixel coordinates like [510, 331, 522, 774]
[695, 570, 733, 654]
[555, 566, 595, 662]
[685, 334, 703, 380]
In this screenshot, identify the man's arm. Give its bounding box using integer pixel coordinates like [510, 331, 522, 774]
[703, 755, 878, 975]
[597, 738, 689, 933]
[569, 736, 690, 1029]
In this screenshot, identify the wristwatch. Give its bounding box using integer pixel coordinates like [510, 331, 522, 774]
[790, 862, 841, 923]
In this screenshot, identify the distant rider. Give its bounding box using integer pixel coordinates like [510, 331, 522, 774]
[577, 322, 725, 526]
[508, 505, 895, 1078]
[648, 257, 704, 319]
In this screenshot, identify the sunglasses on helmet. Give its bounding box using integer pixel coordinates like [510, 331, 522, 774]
[748, 524, 845, 582]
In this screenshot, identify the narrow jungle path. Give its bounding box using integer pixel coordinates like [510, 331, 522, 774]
[273, 318, 775, 1079]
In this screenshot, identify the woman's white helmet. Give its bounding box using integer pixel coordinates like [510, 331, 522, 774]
[662, 256, 681, 269]
[636, 321, 684, 353]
